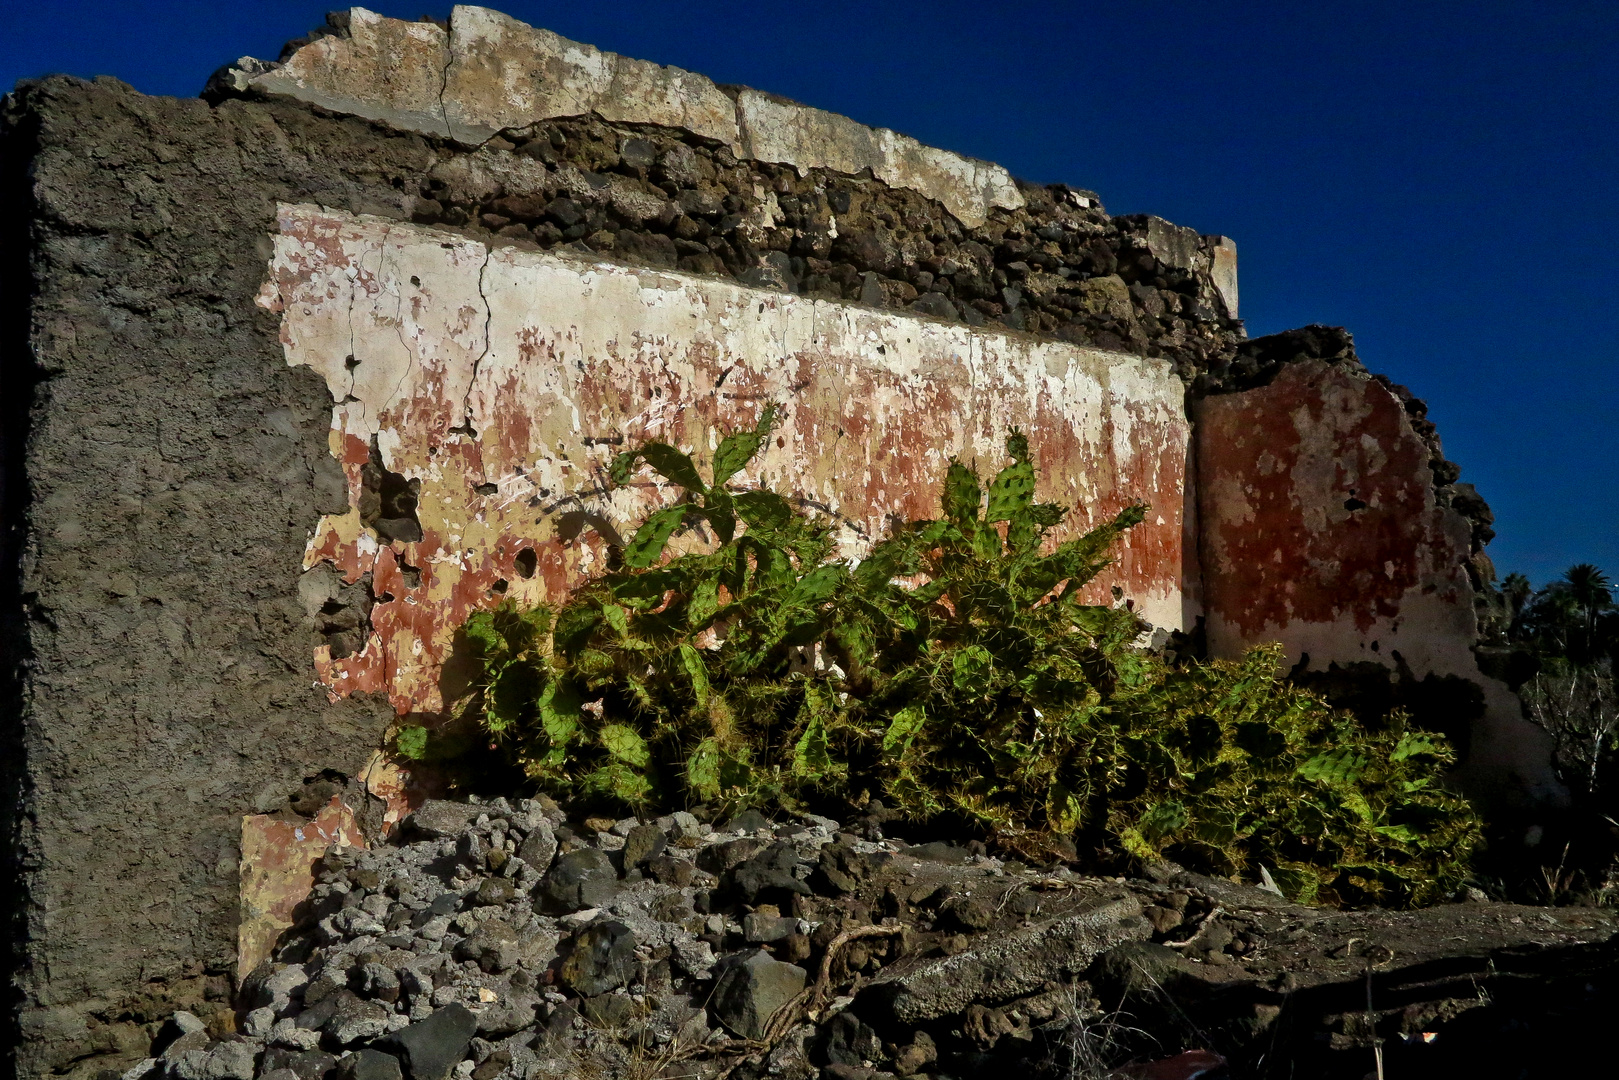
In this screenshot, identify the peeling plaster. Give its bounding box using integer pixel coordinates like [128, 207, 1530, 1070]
[238, 798, 364, 981]
[262, 204, 1192, 718]
[1195, 360, 1556, 794]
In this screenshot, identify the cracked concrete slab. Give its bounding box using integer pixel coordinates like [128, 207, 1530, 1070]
[859, 888, 1149, 1023]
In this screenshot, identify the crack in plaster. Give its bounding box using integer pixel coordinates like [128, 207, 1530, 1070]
[435, 29, 456, 143]
[457, 243, 495, 442]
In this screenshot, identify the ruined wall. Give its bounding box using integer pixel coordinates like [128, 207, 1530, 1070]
[267, 203, 1191, 730]
[0, 8, 1532, 1079]
[211, 7, 1247, 379]
[1, 14, 1211, 1076]
[1, 79, 456, 1080]
[1194, 352, 1553, 799]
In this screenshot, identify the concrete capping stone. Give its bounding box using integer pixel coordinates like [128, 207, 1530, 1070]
[442, 6, 740, 148]
[224, 5, 1024, 227]
[733, 88, 1023, 228]
[1143, 215, 1209, 277]
[862, 892, 1149, 1022]
[241, 8, 456, 140]
[1209, 235, 1239, 318]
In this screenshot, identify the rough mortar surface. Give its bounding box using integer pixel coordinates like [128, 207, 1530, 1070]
[2, 77, 442, 1080]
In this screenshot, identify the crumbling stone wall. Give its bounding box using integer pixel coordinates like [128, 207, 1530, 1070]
[266, 203, 1193, 732]
[210, 7, 1247, 379]
[0, 8, 1529, 1079]
[0, 56, 1209, 1080]
[1193, 331, 1551, 801]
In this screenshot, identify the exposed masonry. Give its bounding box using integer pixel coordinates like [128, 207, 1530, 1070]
[210, 6, 1030, 228]
[211, 7, 1487, 582]
[209, 5, 1487, 610]
[209, 7, 1247, 382]
[1207, 326, 1495, 583]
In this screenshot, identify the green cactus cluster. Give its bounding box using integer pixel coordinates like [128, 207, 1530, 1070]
[414, 410, 1480, 907]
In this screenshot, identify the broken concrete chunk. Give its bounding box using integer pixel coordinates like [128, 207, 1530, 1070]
[443, 6, 739, 146]
[220, 6, 1018, 226]
[734, 88, 1022, 228]
[232, 9, 455, 139]
[1143, 216, 1208, 274]
[861, 892, 1148, 1023]
[1208, 235, 1238, 317]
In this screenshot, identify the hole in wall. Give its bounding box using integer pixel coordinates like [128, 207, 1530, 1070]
[514, 548, 538, 579]
[317, 571, 374, 659]
[360, 437, 424, 543]
[289, 769, 350, 817]
[474, 482, 499, 496]
[398, 560, 423, 589]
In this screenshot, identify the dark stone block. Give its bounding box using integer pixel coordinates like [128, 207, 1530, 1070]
[386, 1005, 477, 1080]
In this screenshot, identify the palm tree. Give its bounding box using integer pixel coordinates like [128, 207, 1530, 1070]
[1565, 564, 1613, 636]
[1560, 566, 1612, 660]
[1503, 571, 1533, 625]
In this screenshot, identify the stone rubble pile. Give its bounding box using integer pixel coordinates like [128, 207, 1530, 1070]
[124, 796, 1156, 1080]
[122, 796, 1619, 1080]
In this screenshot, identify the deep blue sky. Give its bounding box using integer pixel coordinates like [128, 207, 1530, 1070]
[3, 1, 1614, 586]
